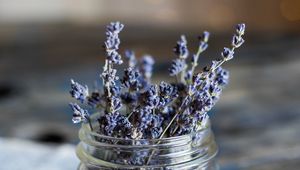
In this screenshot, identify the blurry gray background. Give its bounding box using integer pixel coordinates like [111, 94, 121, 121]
[0, 0, 300, 169]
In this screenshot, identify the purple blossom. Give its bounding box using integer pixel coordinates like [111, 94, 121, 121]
[122, 67, 141, 91]
[232, 35, 245, 48]
[140, 55, 155, 80]
[174, 35, 188, 59]
[173, 111, 197, 135]
[214, 67, 229, 86]
[198, 31, 210, 51]
[221, 47, 234, 61]
[101, 68, 118, 84]
[199, 31, 210, 43]
[69, 103, 90, 124]
[99, 111, 132, 138]
[236, 23, 246, 35]
[98, 112, 119, 136]
[107, 96, 122, 113]
[131, 107, 164, 139]
[159, 81, 174, 97]
[190, 90, 214, 113]
[157, 82, 177, 109]
[106, 22, 124, 34]
[169, 59, 185, 76]
[104, 22, 124, 65]
[70, 79, 89, 103]
[141, 85, 159, 108]
[124, 50, 137, 68]
[107, 50, 123, 65]
[185, 70, 193, 82]
[67, 22, 246, 142]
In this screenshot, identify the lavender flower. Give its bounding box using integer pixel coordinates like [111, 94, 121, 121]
[70, 79, 89, 103]
[68, 22, 246, 143]
[98, 112, 119, 136]
[221, 47, 234, 61]
[101, 67, 118, 84]
[125, 50, 137, 68]
[107, 51, 123, 65]
[131, 107, 163, 139]
[187, 31, 210, 81]
[107, 96, 122, 113]
[104, 22, 124, 65]
[140, 55, 155, 80]
[141, 85, 159, 108]
[236, 23, 246, 36]
[122, 67, 141, 91]
[214, 67, 229, 86]
[198, 31, 210, 51]
[169, 59, 185, 76]
[174, 35, 189, 59]
[69, 103, 90, 124]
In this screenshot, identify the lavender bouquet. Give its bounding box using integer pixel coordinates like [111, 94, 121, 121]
[69, 22, 245, 167]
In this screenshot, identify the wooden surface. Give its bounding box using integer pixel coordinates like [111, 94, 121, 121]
[0, 25, 299, 170]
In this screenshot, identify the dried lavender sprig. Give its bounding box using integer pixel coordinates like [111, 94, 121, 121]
[102, 22, 124, 114]
[188, 31, 210, 82]
[140, 55, 155, 81]
[173, 24, 245, 133]
[213, 23, 245, 71]
[174, 35, 189, 59]
[104, 22, 124, 65]
[69, 103, 93, 131]
[170, 35, 189, 83]
[146, 24, 245, 164]
[159, 23, 245, 143]
[70, 79, 89, 103]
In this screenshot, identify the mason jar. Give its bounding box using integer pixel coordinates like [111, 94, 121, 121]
[76, 114, 219, 170]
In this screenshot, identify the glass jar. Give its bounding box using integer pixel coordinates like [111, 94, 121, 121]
[76, 114, 219, 170]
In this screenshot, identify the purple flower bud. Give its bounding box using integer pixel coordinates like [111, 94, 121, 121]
[221, 47, 234, 61]
[236, 23, 246, 35]
[159, 81, 174, 97]
[110, 96, 122, 112]
[214, 67, 229, 86]
[141, 85, 159, 108]
[169, 59, 185, 76]
[174, 35, 189, 59]
[104, 22, 124, 65]
[232, 35, 245, 48]
[141, 55, 155, 79]
[124, 50, 137, 68]
[107, 50, 123, 65]
[106, 21, 124, 34]
[69, 103, 89, 124]
[199, 41, 208, 51]
[70, 79, 89, 103]
[199, 31, 210, 42]
[185, 70, 193, 82]
[122, 67, 141, 91]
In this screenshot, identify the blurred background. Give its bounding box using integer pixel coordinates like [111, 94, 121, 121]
[0, 0, 300, 169]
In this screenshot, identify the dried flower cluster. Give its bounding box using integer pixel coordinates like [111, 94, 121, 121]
[69, 22, 245, 141]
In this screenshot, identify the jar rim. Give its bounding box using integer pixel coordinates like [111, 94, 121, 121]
[81, 113, 211, 143]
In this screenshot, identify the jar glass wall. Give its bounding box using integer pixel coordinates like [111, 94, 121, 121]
[76, 114, 219, 170]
